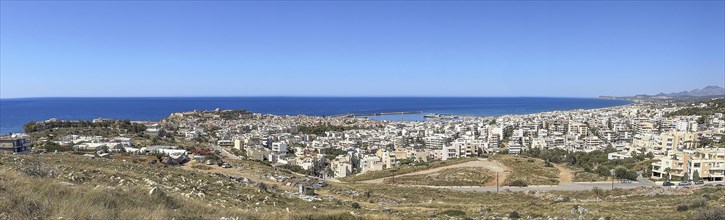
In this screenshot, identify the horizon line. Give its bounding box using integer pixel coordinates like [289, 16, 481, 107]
[0, 95, 611, 100]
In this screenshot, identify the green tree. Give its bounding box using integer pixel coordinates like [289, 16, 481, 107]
[596, 166, 611, 177]
[606, 118, 613, 130]
[614, 167, 637, 180]
[692, 171, 700, 182]
[664, 168, 672, 181]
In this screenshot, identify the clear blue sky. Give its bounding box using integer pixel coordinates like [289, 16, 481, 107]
[1, 1, 723, 98]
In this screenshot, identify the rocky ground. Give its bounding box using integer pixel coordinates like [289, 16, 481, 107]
[1, 153, 724, 220]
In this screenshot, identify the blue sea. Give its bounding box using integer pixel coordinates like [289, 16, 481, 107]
[0, 97, 631, 134]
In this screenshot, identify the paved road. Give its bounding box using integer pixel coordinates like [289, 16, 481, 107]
[447, 181, 655, 192]
[361, 158, 509, 184]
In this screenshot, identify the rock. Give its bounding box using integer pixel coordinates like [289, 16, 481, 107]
[149, 187, 165, 197]
[554, 196, 570, 202]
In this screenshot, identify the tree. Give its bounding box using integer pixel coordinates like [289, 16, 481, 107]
[607, 118, 613, 130]
[596, 166, 611, 177]
[696, 116, 706, 125]
[645, 152, 655, 160]
[664, 168, 672, 181]
[615, 167, 637, 180]
[692, 171, 700, 182]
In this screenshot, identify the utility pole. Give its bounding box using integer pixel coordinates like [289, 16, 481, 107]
[496, 172, 499, 193]
[610, 169, 615, 190]
[392, 169, 396, 184]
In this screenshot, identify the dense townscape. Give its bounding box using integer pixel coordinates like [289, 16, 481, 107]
[2, 97, 724, 219]
[8, 98, 723, 182]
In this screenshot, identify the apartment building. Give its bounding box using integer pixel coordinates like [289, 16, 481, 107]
[651, 148, 725, 181]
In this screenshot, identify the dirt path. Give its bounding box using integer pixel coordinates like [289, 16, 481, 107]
[361, 158, 511, 185]
[555, 164, 574, 184]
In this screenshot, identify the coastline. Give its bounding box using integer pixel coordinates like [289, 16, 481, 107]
[0, 97, 633, 133]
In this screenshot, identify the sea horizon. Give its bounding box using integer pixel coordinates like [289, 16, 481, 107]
[0, 95, 613, 100]
[0, 97, 631, 134]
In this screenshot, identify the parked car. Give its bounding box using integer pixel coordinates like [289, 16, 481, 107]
[678, 181, 692, 186]
[621, 179, 633, 184]
[695, 180, 704, 185]
[663, 181, 675, 186]
[221, 163, 232, 168]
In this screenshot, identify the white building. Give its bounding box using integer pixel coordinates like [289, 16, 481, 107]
[271, 142, 288, 154]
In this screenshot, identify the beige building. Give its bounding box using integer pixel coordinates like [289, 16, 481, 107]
[651, 148, 725, 181]
[567, 122, 589, 136]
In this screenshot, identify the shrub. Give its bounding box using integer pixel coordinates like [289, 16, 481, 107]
[351, 202, 361, 209]
[688, 198, 707, 208]
[509, 180, 528, 187]
[440, 209, 466, 216]
[191, 164, 212, 170]
[677, 198, 707, 211]
[695, 206, 725, 220]
[544, 161, 554, 167]
[509, 211, 520, 219]
[676, 203, 689, 212]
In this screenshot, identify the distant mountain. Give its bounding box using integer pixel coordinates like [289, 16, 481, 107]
[654, 85, 725, 97]
[598, 85, 724, 100]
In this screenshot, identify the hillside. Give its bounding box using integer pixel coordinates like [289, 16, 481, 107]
[2, 153, 725, 219]
[667, 98, 725, 117]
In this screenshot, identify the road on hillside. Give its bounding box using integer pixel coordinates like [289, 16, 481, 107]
[446, 181, 656, 192]
[360, 158, 510, 184]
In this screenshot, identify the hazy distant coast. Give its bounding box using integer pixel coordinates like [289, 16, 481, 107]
[0, 97, 631, 133]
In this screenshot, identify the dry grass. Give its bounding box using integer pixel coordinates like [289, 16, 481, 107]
[340, 157, 477, 182]
[0, 154, 367, 220]
[0, 169, 251, 219]
[572, 171, 608, 182]
[191, 164, 213, 170]
[494, 155, 560, 186]
[382, 167, 493, 186]
[2, 153, 724, 219]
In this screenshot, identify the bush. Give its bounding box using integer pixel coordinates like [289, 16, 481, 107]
[191, 165, 212, 170]
[509, 179, 528, 187]
[596, 166, 611, 177]
[41, 142, 71, 152]
[440, 209, 466, 216]
[677, 198, 707, 211]
[544, 160, 554, 167]
[509, 211, 520, 219]
[351, 202, 361, 209]
[695, 206, 725, 220]
[676, 204, 689, 212]
[614, 167, 638, 180]
[688, 198, 707, 208]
